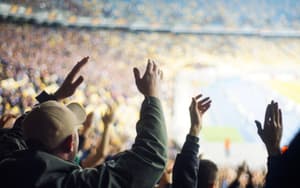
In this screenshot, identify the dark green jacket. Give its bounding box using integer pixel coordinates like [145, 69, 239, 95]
[0, 96, 168, 188]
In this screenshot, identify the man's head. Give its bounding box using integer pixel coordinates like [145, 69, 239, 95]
[198, 159, 218, 188]
[22, 101, 86, 161]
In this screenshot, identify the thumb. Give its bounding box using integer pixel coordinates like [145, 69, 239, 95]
[133, 68, 141, 82]
[255, 120, 263, 136]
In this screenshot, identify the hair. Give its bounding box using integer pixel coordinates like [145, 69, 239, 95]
[198, 159, 218, 188]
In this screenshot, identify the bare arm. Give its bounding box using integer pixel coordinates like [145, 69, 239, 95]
[81, 108, 114, 168]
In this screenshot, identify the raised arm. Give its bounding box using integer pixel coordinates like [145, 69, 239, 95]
[81, 107, 114, 168]
[173, 94, 211, 188]
[254, 101, 283, 188]
[127, 59, 168, 187]
[36, 56, 89, 103]
[70, 59, 167, 188]
[254, 101, 282, 157]
[2, 57, 89, 158]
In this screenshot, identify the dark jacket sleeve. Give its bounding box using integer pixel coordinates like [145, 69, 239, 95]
[66, 96, 168, 188]
[228, 179, 240, 188]
[264, 155, 283, 188]
[172, 135, 200, 188]
[35, 91, 57, 103]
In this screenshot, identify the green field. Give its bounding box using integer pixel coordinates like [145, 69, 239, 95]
[201, 126, 244, 142]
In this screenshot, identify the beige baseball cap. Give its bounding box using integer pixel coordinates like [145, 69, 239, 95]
[23, 100, 86, 150]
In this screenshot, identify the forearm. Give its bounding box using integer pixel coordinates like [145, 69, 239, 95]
[132, 96, 167, 150]
[80, 96, 167, 187]
[97, 123, 111, 158]
[129, 96, 168, 187]
[264, 155, 283, 188]
[81, 125, 111, 168]
[228, 179, 240, 188]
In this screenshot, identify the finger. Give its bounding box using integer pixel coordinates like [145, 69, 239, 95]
[158, 69, 161, 76]
[158, 69, 163, 80]
[195, 94, 203, 100]
[66, 57, 89, 81]
[3, 115, 11, 123]
[270, 102, 275, 125]
[1, 115, 8, 122]
[255, 120, 263, 136]
[152, 60, 158, 72]
[264, 104, 271, 125]
[133, 68, 141, 82]
[2, 117, 11, 125]
[274, 102, 279, 126]
[72, 75, 84, 88]
[1, 114, 16, 122]
[1, 115, 15, 126]
[279, 109, 282, 128]
[200, 100, 212, 109]
[199, 97, 210, 104]
[146, 59, 153, 73]
[161, 70, 164, 80]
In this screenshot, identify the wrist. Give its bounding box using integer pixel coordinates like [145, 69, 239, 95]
[53, 91, 62, 101]
[266, 145, 281, 156]
[189, 126, 201, 137]
[103, 123, 112, 130]
[36, 91, 58, 103]
[186, 134, 200, 143]
[144, 93, 159, 98]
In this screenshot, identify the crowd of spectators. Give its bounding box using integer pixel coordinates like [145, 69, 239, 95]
[1, 21, 300, 187]
[3, 0, 300, 30]
[0, 54, 269, 188]
[1, 22, 300, 117]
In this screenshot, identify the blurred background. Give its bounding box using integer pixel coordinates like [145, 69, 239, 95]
[1, 0, 300, 168]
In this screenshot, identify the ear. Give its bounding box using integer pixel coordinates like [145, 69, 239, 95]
[62, 135, 74, 153]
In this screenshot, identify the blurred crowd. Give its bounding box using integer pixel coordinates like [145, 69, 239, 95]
[1, 22, 300, 116]
[3, 0, 300, 30]
[1, 21, 300, 187]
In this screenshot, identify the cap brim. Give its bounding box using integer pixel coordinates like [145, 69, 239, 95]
[67, 103, 86, 124]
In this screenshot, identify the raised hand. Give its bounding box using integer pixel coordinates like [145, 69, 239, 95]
[133, 59, 163, 97]
[255, 101, 282, 156]
[0, 114, 17, 128]
[81, 112, 94, 136]
[102, 105, 115, 126]
[54, 56, 89, 101]
[189, 94, 212, 137]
